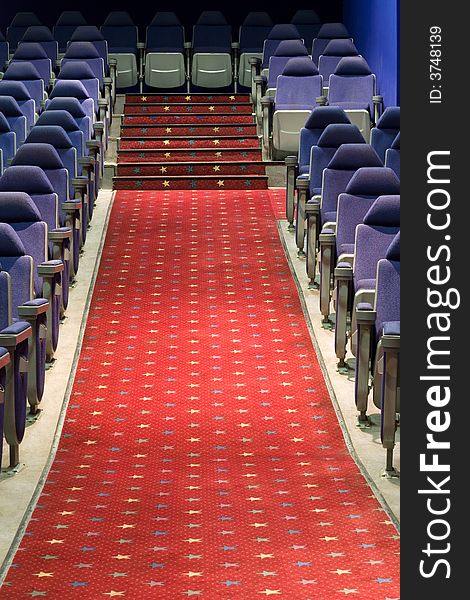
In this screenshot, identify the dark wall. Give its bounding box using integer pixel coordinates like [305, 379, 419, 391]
[0, 2, 342, 34]
[343, 0, 399, 107]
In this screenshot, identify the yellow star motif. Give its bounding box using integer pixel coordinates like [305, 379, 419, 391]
[229, 95, 236, 100]
[164, 152, 171, 158]
[34, 572, 54, 578]
[320, 536, 338, 541]
[113, 555, 131, 560]
[140, 96, 147, 102]
[163, 181, 170, 188]
[163, 106, 170, 111]
[256, 553, 274, 559]
[184, 572, 203, 577]
[338, 590, 359, 596]
[213, 165, 220, 172]
[212, 139, 220, 145]
[259, 590, 281, 595]
[332, 569, 352, 575]
[160, 166, 168, 173]
[215, 152, 222, 157]
[185, 96, 192, 101]
[251, 523, 268, 528]
[184, 538, 202, 543]
[217, 180, 225, 187]
[165, 127, 172, 133]
[46, 539, 64, 544]
[213, 127, 220, 132]
[117, 524, 135, 529]
[208, 106, 215, 111]
[104, 592, 125, 597]
[163, 140, 171, 145]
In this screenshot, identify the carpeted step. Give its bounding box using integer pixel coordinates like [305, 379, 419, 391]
[124, 104, 253, 115]
[117, 148, 263, 163]
[123, 114, 255, 125]
[119, 137, 260, 150]
[121, 124, 257, 137]
[126, 93, 251, 104]
[113, 175, 269, 190]
[117, 161, 267, 176]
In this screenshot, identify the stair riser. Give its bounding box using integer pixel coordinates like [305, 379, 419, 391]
[117, 164, 266, 176]
[120, 139, 260, 150]
[113, 179, 268, 190]
[123, 115, 254, 125]
[126, 94, 251, 104]
[118, 150, 263, 163]
[121, 126, 257, 137]
[124, 106, 253, 115]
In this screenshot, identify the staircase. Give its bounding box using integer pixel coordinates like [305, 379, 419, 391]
[114, 94, 269, 190]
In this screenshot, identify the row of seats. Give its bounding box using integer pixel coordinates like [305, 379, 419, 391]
[1, 11, 341, 91]
[0, 31, 113, 470]
[285, 105, 400, 475]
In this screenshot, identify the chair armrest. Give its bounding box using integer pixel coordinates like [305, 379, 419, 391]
[137, 42, 145, 50]
[319, 229, 336, 244]
[109, 58, 117, 67]
[184, 42, 192, 50]
[98, 98, 108, 108]
[231, 42, 240, 50]
[285, 155, 298, 168]
[37, 260, 64, 278]
[62, 199, 83, 211]
[316, 95, 328, 106]
[94, 122, 104, 136]
[373, 95, 383, 105]
[0, 322, 32, 347]
[17, 298, 49, 318]
[249, 57, 262, 67]
[71, 177, 88, 190]
[296, 175, 310, 190]
[104, 76, 112, 86]
[48, 227, 72, 242]
[0, 347, 10, 370]
[336, 253, 354, 268]
[356, 302, 376, 324]
[334, 262, 353, 280]
[78, 156, 95, 168]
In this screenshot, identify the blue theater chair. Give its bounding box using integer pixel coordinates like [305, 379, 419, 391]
[53, 11, 87, 55]
[0, 95, 28, 146]
[0, 194, 63, 365]
[0, 165, 72, 311]
[385, 133, 400, 179]
[0, 81, 36, 131]
[0, 260, 31, 468]
[334, 195, 400, 368]
[371, 106, 400, 163]
[20, 26, 58, 63]
[296, 123, 365, 255]
[355, 232, 400, 475]
[0, 32, 8, 72]
[318, 166, 400, 322]
[311, 23, 350, 65]
[6, 13, 42, 52]
[11, 42, 53, 88]
[305, 143, 383, 286]
[318, 39, 359, 93]
[291, 10, 322, 49]
[2, 62, 45, 114]
[0, 114, 16, 175]
[12, 143, 84, 277]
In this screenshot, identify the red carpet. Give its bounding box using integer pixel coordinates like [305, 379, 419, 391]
[115, 94, 268, 190]
[0, 188, 399, 599]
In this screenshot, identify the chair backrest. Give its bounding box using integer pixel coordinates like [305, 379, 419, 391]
[291, 9, 322, 49]
[328, 57, 375, 115]
[12, 143, 70, 210]
[0, 81, 35, 129]
[0, 191, 46, 296]
[0, 31, 8, 71]
[336, 167, 400, 256]
[3, 62, 44, 111]
[25, 126, 77, 196]
[309, 123, 365, 190]
[11, 42, 52, 85]
[7, 12, 42, 50]
[36, 110, 85, 158]
[0, 113, 16, 172]
[146, 12, 185, 52]
[320, 143, 383, 222]
[58, 59, 101, 105]
[63, 42, 105, 86]
[70, 26, 108, 71]
[371, 106, 400, 163]
[53, 11, 87, 52]
[318, 39, 359, 82]
[312, 23, 350, 65]
[0, 96, 28, 145]
[374, 231, 400, 343]
[20, 26, 58, 62]
[262, 24, 301, 69]
[298, 106, 351, 175]
[192, 11, 231, 53]
[267, 39, 308, 89]
[385, 132, 400, 179]
[239, 12, 273, 52]
[354, 195, 400, 286]
[275, 58, 322, 109]
[48, 80, 95, 120]
[0, 222, 33, 315]
[0, 165, 58, 232]
[45, 97, 92, 142]
[101, 12, 138, 53]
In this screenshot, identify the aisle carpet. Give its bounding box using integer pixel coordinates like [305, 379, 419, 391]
[115, 94, 269, 191]
[0, 187, 399, 599]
